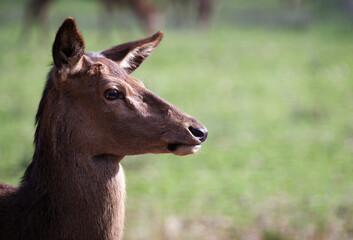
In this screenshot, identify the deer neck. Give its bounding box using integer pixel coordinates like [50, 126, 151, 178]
[18, 79, 126, 240]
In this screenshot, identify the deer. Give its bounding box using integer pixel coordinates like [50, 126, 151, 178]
[0, 17, 207, 240]
[171, 0, 214, 28]
[21, 0, 214, 39]
[100, 0, 160, 33]
[21, 0, 160, 36]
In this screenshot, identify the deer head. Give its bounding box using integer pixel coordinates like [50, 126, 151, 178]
[49, 17, 207, 158]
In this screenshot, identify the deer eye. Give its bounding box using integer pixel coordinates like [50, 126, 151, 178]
[104, 88, 122, 100]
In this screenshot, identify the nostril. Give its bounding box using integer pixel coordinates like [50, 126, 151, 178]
[188, 126, 208, 142]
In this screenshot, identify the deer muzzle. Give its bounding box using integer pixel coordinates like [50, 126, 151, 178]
[166, 123, 208, 156]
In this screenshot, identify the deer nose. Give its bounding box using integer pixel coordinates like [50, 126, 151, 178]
[188, 126, 208, 143]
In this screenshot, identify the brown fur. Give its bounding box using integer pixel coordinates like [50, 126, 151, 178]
[21, 0, 214, 36]
[0, 17, 207, 240]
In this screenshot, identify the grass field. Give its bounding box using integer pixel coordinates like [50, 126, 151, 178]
[1, 1, 353, 239]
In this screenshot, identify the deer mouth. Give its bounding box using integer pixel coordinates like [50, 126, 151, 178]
[167, 143, 201, 156]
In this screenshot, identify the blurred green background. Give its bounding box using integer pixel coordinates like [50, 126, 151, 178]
[1, 0, 353, 239]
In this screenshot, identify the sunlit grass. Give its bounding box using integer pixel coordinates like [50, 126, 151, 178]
[1, 1, 353, 239]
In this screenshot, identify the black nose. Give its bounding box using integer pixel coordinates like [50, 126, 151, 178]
[188, 126, 208, 142]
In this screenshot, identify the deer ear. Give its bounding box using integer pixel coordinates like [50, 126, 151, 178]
[52, 17, 85, 71]
[100, 31, 163, 74]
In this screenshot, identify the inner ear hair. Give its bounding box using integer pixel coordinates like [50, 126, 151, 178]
[119, 42, 156, 73]
[52, 17, 85, 71]
[101, 31, 163, 74]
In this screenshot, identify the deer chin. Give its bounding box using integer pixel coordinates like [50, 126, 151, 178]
[167, 143, 201, 156]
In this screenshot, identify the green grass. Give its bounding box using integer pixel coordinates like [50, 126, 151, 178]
[1, 1, 353, 239]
